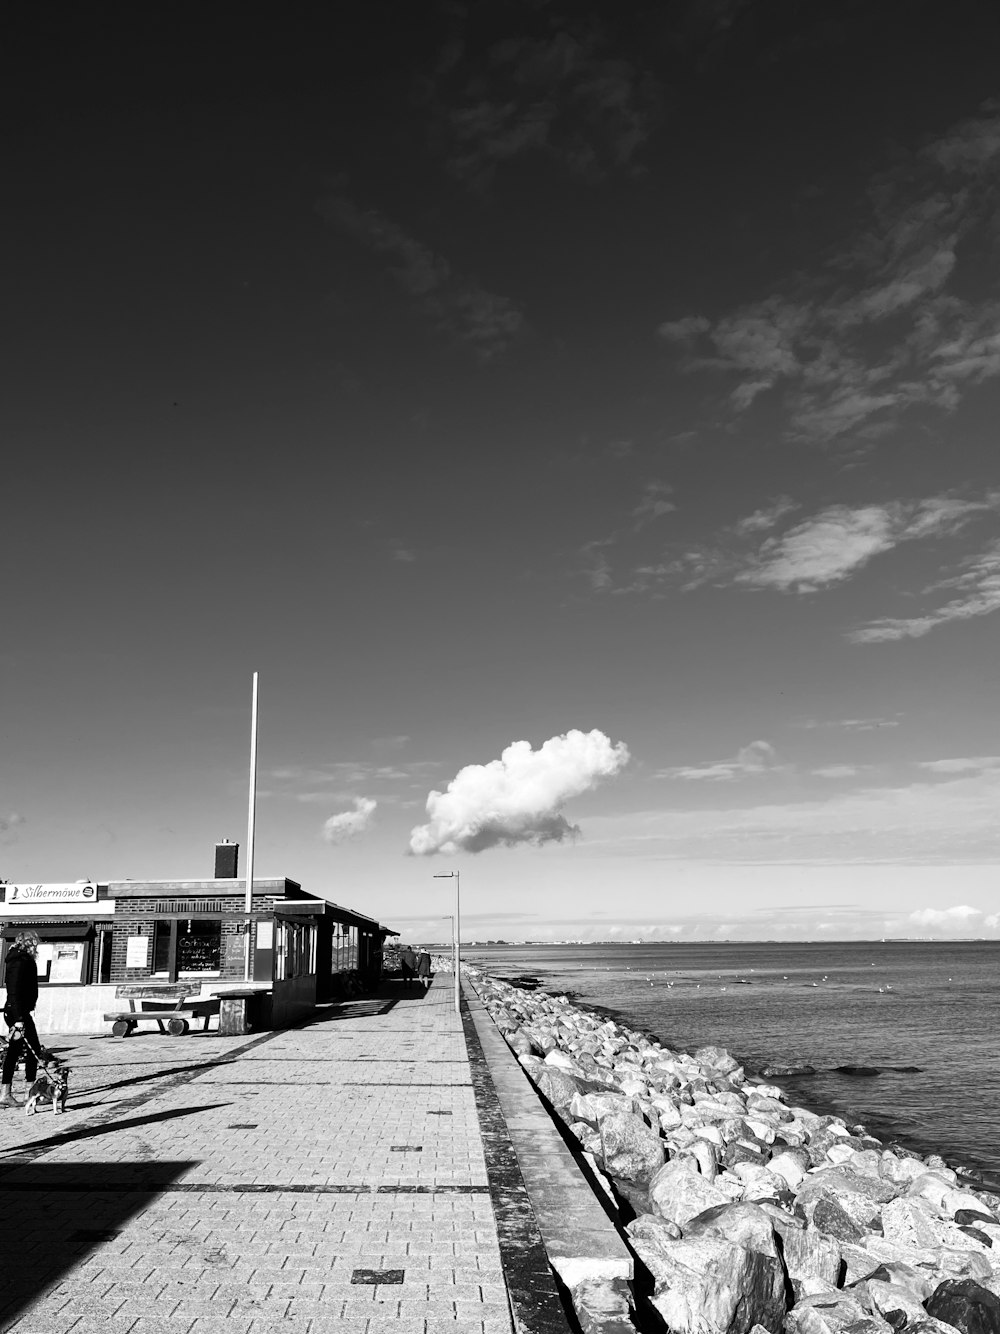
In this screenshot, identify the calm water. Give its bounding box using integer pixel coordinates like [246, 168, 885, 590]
[463, 941, 1000, 1180]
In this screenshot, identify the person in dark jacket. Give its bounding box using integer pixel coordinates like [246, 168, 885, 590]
[399, 945, 417, 991]
[416, 951, 432, 991]
[1, 930, 41, 1108]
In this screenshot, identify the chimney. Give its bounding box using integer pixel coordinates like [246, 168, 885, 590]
[215, 839, 239, 879]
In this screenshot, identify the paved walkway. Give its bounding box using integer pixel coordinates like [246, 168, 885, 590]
[0, 978, 550, 1334]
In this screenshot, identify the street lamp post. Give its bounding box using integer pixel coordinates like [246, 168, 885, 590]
[433, 871, 461, 1015]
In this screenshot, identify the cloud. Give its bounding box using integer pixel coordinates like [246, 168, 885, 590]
[632, 491, 998, 599]
[431, 19, 659, 188]
[632, 480, 676, 529]
[320, 195, 525, 362]
[812, 765, 862, 779]
[796, 717, 900, 731]
[0, 812, 25, 843]
[656, 739, 780, 782]
[909, 905, 981, 928]
[658, 105, 1000, 445]
[322, 797, 377, 845]
[850, 537, 1000, 642]
[408, 729, 630, 855]
[917, 756, 1000, 775]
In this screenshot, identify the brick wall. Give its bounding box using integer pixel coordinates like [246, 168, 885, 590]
[110, 893, 274, 983]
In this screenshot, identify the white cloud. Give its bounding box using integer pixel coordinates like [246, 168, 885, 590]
[408, 729, 630, 855]
[812, 765, 861, 779]
[918, 756, 1000, 775]
[656, 739, 780, 782]
[322, 797, 377, 844]
[635, 492, 997, 602]
[850, 537, 1000, 642]
[909, 905, 981, 928]
[738, 496, 992, 593]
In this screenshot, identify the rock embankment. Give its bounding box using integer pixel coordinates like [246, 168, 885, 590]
[471, 967, 1000, 1334]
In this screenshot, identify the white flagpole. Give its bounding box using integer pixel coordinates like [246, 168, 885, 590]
[244, 671, 259, 982]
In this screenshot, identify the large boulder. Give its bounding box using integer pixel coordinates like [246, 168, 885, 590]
[783, 1293, 870, 1334]
[770, 1150, 811, 1192]
[795, 1169, 898, 1231]
[683, 1202, 781, 1257]
[860, 1279, 932, 1327]
[924, 1278, 1000, 1334]
[779, 1228, 843, 1298]
[544, 1049, 588, 1077]
[638, 1229, 788, 1334]
[649, 1158, 734, 1227]
[567, 1090, 636, 1125]
[532, 1065, 588, 1112]
[882, 1198, 992, 1256]
[598, 1110, 665, 1187]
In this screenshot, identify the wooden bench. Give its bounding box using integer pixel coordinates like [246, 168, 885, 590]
[103, 983, 221, 1037]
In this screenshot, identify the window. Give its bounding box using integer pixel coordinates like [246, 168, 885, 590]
[275, 922, 315, 981]
[152, 919, 222, 980]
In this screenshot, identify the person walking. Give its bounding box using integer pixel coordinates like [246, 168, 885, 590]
[416, 951, 432, 991]
[399, 944, 417, 991]
[1, 930, 41, 1108]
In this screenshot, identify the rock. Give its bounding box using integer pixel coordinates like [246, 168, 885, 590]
[879, 1152, 928, 1186]
[507, 1029, 537, 1056]
[780, 1228, 843, 1294]
[695, 1045, 742, 1075]
[770, 1150, 811, 1192]
[810, 1199, 865, 1246]
[568, 1277, 635, 1334]
[865, 1263, 936, 1301]
[682, 1201, 781, 1256]
[956, 1209, 1000, 1229]
[924, 1278, 1000, 1334]
[598, 1110, 665, 1187]
[532, 1065, 588, 1112]
[796, 1169, 898, 1230]
[861, 1279, 932, 1327]
[650, 1095, 684, 1130]
[569, 1120, 603, 1156]
[784, 1291, 869, 1334]
[645, 1230, 788, 1334]
[748, 1093, 795, 1124]
[568, 1091, 636, 1125]
[761, 1064, 817, 1078]
[688, 1138, 720, 1180]
[725, 1142, 772, 1172]
[733, 1165, 792, 1200]
[649, 1158, 733, 1227]
[882, 1197, 991, 1255]
[544, 1049, 587, 1076]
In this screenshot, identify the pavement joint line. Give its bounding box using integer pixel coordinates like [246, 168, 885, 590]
[460, 989, 574, 1334]
[0, 1180, 493, 1194]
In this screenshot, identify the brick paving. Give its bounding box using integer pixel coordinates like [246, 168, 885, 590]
[0, 980, 516, 1334]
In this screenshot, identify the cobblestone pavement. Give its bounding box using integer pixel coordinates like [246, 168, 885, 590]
[0, 980, 515, 1334]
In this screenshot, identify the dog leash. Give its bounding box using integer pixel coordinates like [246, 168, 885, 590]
[7, 1021, 65, 1085]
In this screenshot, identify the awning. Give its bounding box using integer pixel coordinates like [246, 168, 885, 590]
[2, 923, 93, 941]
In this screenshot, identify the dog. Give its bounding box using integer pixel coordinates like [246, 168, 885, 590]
[25, 1053, 69, 1116]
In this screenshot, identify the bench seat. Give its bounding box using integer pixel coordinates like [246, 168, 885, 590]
[104, 984, 221, 1037]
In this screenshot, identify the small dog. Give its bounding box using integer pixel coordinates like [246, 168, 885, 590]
[25, 1053, 69, 1116]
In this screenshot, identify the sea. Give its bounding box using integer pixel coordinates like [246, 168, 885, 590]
[462, 940, 1000, 1184]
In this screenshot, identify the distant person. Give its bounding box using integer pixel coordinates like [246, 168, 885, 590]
[399, 945, 417, 991]
[1, 930, 41, 1108]
[416, 951, 432, 991]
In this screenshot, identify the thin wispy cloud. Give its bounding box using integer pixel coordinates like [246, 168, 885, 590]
[656, 739, 780, 782]
[322, 797, 377, 845]
[320, 194, 525, 362]
[409, 729, 630, 855]
[632, 480, 676, 530]
[619, 494, 1000, 633]
[429, 16, 658, 189]
[658, 104, 1000, 445]
[0, 812, 25, 844]
[850, 538, 1000, 642]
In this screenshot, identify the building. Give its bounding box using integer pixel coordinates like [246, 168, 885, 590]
[0, 842, 396, 1034]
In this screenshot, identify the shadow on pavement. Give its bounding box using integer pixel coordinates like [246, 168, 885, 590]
[0, 1104, 230, 1161]
[0, 1159, 195, 1332]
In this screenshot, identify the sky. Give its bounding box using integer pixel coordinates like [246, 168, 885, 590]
[3, 2, 999, 943]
